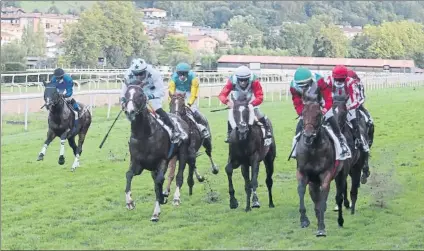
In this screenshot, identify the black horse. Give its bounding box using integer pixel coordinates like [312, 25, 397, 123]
[37, 81, 91, 172]
[295, 92, 350, 237]
[225, 96, 276, 212]
[123, 83, 191, 221]
[333, 102, 370, 214]
[166, 92, 219, 201]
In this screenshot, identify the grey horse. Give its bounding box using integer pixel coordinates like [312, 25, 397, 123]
[295, 91, 350, 237]
[37, 81, 91, 172]
[224, 96, 276, 212]
[123, 83, 191, 221]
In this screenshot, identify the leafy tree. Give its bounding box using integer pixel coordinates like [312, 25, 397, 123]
[21, 23, 46, 57]
[313, 25, 348, 58]
[0, 42, 27, 65]
[47, 5, 60, 14]
[227, 15, 263, 47]
[158, 35, 194, 66]
[280, 23, 315, 56]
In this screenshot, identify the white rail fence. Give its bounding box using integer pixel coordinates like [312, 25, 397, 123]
[2, 75, 424, 132]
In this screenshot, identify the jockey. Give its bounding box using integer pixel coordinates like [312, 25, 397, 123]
[168, 62, 210, 139]
[347, 69, 373, 127]
[290, 67, 350, 159]
[51, 68, 79, 112]
[327, 65, 369, 152]
[218, 65, 272, 143]
[120, 58, 181, 143]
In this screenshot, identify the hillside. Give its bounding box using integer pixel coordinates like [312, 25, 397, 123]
[8, 1, 94, 14]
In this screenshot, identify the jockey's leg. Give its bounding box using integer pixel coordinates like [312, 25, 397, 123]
[295, 118, 303, 135]
[254, 107, 272, 138]
[325, 109, 350, 157]
[225, 121, 232, 143]
[153, 98, 180, 143]
[290, 118, 303, 159]
[65, 97, 79, 132]
[359, 104, 373, 126]
[189, 101, 210, 139]
[348, 109, 369, 152]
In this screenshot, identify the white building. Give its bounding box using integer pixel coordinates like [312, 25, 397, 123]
[140, 8, 167, 19]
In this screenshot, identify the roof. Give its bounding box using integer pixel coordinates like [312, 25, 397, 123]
[187, 35, 217, 42]
[217, 55, 415, 68]
[141, 8, 166, 13]
[1, 13, 78, 19]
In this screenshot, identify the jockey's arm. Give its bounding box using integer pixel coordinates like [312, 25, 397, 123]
[188, 77, 199, 106]
[168, 78, 176, 95]
[151, 69, 165, 99]
[218, 79, 233, 104]
[317, 78, 333, 112]
[290, 86, 303, 116]
[250, 80, 264, 106]
[346, 79, 361, 110]
[63, 75, 74, 98]
[120, 81, 128, 102]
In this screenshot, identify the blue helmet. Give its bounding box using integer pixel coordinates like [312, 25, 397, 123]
[176, 62, 191, 73]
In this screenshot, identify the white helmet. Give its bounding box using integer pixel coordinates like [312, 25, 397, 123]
[131, 58, 148, 75]
[235, 65, 251, 79]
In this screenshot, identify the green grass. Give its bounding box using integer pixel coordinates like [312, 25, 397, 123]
[18, 1, 94, 13]
[1, 87, 424, 250]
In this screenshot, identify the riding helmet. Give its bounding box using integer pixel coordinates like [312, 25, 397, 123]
[332, 65, 348, 79]
[176, 62, 191, 73]
[294, 67, 313, 87]
[54, 68, 65, 78]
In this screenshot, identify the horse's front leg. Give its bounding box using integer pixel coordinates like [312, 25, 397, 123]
[241, 164, 252, 212]
[164, 156, 177, 198]
[203, 137, 219, 174]
[125, 161, 142, 210]
[151, 159, 167, 222]
[173, 146, 188, 206]
[297, 169, 310, 228]
[37, 129, 55, 161]
[250, 156, 261, 208]
[58, 132, 68, 165]
[225, 159, 240, 209]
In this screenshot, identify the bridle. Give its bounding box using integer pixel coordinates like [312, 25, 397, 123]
[125, 85, 147, 116]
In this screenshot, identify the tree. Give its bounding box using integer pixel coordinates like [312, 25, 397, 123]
[313, 25, 348, 58]
[47, 5, 60, 14]
[159, 35, 194, 67]
[21, 23, 46, 57]
[227, 15, 263, 47]
[62, 1, 149, 67]
[0, 42, 27, 65]
[279, 23, 315, 56]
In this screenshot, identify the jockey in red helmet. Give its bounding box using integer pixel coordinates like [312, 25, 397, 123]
[347, 69, 373, 128]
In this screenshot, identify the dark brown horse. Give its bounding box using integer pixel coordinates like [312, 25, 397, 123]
[166, 92, 218, 203]
[123, 83, 191, 221]
[225, 96, 276, 211]
[295, 92, 350, 237]
[37, 81, 91, 172]
[333, 102, 370, 214]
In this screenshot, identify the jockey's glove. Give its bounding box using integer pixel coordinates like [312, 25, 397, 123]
[187, 102, 192, 107]
[120, 97, 126, 103]
[147, 94, 155, 100]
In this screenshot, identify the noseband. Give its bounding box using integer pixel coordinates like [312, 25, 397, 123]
[125, 85, 147, 115]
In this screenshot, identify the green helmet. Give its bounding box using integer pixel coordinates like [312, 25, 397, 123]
[176, 62, 191, 72]
[294, 67, 313, 87]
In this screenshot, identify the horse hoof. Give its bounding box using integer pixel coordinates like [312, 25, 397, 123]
[126, 201, 136, 210]
[338, 219, 344, 227]
[361, 176, 368, 184]
[344, 202, 351, 209]
[316, 230, 327, 237]
[245, 207, 251, 212]
[211, 166, 219, 175]
[197, 176, 205, 183]
[163, 190, 170, 197]
[230, 198, 238, 209]
[151, 215, 159, 222]
[58, 156, 65, 165]
[301, 219, 310, 228]
[351, 208, 355, 215]
[172, 199, 180, 206]
[269, 203, 275, 208]
[333, 205, 339, 211]
[37, 154, 44, 161]
[252, 201, 260, 208]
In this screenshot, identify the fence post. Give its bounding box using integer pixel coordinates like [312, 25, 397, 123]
[1, 100, 3, 133]
[107, 94, 112, 119]
[24, 98, 29, 131]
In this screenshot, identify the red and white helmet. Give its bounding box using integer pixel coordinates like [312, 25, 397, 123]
[347, 69, 360, 81]
[332, 65, 348, 79]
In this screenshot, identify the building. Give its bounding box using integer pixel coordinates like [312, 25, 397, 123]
[0, 23, 23, 45]
[140, 8, 167, 19]
[1, 12, 78, 33]
[341, 26, 363, 39]
[187, 35, 219, 54]
[217, 55, 416, 73]
[1, 6, 25, 15]
[168, 20, 193, 32]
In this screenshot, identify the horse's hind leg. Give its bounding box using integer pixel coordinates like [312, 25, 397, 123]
[187, 151, 196, 196]
[309, 182, 329, 237]
[251, 159, 261, 209]
[58, 133, 67, 166]
[297, 170, 310, 228]
[164, 156, 177, 198]
[203, 137, 219, 174]
[264, 150, 275, 208]
[350, 163, 362, 215]
[37, 129, 55, 161]
[334, 172, 346, 228]
[67, 137, 79, 172]
[361, 152, 370, 184]
[173, 146, 188, 206]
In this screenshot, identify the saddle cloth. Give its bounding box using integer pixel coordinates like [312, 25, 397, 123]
[149, 111, 188, 144]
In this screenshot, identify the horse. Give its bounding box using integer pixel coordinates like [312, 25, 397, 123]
[224, 96, 276, 212]
[123, 83, 191, 221]
[333, 102, 370, 214]
[166, 92, 219, 199]
[295, 91, 350, 237]
[36, 81, 91, 172]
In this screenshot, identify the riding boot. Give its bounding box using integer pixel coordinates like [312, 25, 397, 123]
[192, 111, 210, 139]
[156, 108, 180, 143]
[295, 119, 303, 136]
[327, 116, 350, 156]
[351, 117, 369, 152]
[291, 119, 303, 159]
[360, 105, 373, 127]
[225, 121, 232, 143]
[258, 116, 272, 138]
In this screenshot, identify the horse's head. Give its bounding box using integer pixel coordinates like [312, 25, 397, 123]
[230, 95, 253, 141]
[169, 92, 186, 116]
[332, 100, 347, 127]
[302, 90, 322, 146]
[43, 81, 61, 110]
[124, 81, 147, 121]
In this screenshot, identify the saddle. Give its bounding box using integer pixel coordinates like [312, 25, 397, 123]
[148, 110, 188, 144]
